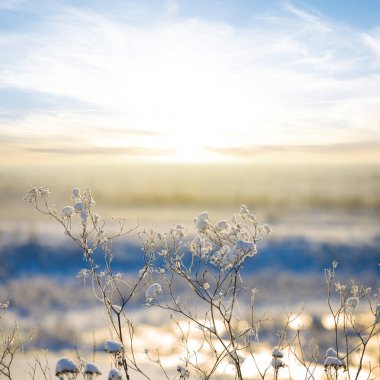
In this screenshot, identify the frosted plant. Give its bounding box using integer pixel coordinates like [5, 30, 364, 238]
[108, 368, 122, 380]
[0, 302, 33, 380]
[24, 188, 380, 380]
[84, 362, 101, 379]
[55, 357, 79, 379]
[140, 204, 272, 380]
[24, 187, 156, 380]
[145, 283, 162, 303]
[177, 365, 190, 380]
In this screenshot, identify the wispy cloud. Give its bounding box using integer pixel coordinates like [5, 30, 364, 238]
[0, 1, 379, 162]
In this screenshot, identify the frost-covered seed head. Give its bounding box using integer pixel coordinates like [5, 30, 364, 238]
[375, 304, 380, 323]
[105, 340, 123, 353]
[55, 358, 79, 376]
[146, 283, 162, 302]
[326, 347, 337, 358]
[61, 206, 75, 218]
[74, 201, 84, 212]
[239, 205, 249, 215]
[194, 212, 210, 232]
[108, 368, 122, 380]
[177, 365, 190, 379]
[84, 362, 101, 376]
[272, 346, 283, 358]
[72, 188, 81, 198]
[324, 356, 344, 368]
[215, 220, 228, 232]
[346, 297, 359, 308]
[271, 357, 285, 369]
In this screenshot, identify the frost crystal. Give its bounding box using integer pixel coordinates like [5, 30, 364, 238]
[84, 362, 101, 375]
[108, 368, 122, 380]
[55, 357, 79, 376]
[146, 283, 162, 302]
[105, 340, 123, 353]
[203, 283, 210, 290]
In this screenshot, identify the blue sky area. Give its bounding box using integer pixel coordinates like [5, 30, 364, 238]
[0, 0, 379, 163]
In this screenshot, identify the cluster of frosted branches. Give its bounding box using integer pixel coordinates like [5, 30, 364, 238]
[15, 187, 380, 380]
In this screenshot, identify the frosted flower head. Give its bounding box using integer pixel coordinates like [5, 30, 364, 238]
[74, 201, 84, 212]
[146, 283, 162, 302]
[61, 206, 75, 218]
[215, 220, 228, 232]
[177, 365, 190, 379]
[324, 356, 345, 369]
[261, 224, 273, 235]
[72, 188, 81, 199]
[190, 235, 212, 258]
[346, 297, 359, 309]
[84, 362, 101, 376]
[105, 340, 123, 353]
[170, 224, 186, 237]
[271, 357, 285, 369]
[24, 187, 38, 202]
[235, 240, 256, 255]
[55, 357, 79, 376]
[108, 368, 122, 380]
[203, 283, 210, 290]
[326, 347, 337, 358]
[81, 211, 89, 224]
[194, 211, 210, 232]
[375, 304, 380, 323]
[0, 301, 9, 311]
[239, 205, 250, 216]
[272, 347, 283, 358]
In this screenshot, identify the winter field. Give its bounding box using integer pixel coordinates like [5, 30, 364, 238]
[0, 163, 379, 379]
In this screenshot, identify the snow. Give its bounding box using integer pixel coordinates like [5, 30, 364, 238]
[74, 201, 84, 212]
[72, 188, 81, 199]
[271, 357, 285, 369]
[235, 240, 255, 254]
[194, 212, 210, 232]
[55, 357, 79, 375]
[108, 368, 122, 380]
[325, 347, 337, 358]
[105, 340, 123, 353]
[272, 346, 283, 358]
[60, 206, 75, 218]
[84, 362, 101, 375]
[324, 356, 344, 368]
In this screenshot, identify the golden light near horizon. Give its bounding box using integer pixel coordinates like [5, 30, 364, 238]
[0, 1, 380, 165]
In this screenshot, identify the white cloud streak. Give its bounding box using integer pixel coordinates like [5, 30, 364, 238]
[0, 1, 379, 161]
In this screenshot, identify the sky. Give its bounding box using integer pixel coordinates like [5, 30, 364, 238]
[0, 0, 380, 164]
